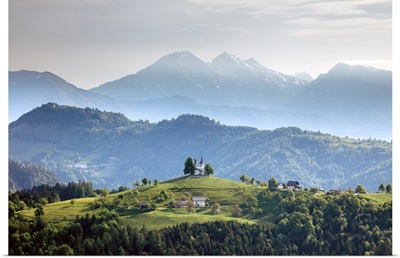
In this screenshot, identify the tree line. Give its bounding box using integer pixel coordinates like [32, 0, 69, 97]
[9, 181, 94, 214]
[239, 173, 392, 194]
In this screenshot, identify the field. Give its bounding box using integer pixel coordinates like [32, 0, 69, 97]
[17, 176, 270, 229]
[356, 192, 392, 204]
[17, 176, 392, 231]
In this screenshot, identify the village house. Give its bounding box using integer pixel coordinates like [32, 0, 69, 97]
[287, 181, 302, 191]
[192, 196, 206, 207]
[277, 183, 284, 189]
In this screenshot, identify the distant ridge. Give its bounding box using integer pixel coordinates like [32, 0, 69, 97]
[9, 70, 126, 122]
[90, 51, 308, 108]
[9, 103, 392, 191]
[9, 51, 392, 140]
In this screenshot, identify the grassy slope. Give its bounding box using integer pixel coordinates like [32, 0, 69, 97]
[356, 193, 392, 204]
[18, 176, 268, 230]
[17, 176, 392, 231]
[117, 176, 267, 230]
[138, 176, 262, 205]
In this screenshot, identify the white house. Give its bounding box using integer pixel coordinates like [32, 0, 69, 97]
[287, 181, 302, 191]
[192, 196, 207, 207]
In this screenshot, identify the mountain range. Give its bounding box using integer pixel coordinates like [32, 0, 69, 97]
[9, 51, 392, 140]
[90, 51, 308, 109]
[9, 103, 391, 192]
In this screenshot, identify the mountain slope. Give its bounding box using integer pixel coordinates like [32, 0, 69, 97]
[295, 63, 392, 139]
[9, 103, 391, 191]
[9, 52, 392, 140]
[7, 69, 327, 138]
[90, 51, 221, 104]
[9, 159, 63, 192]
[90, 51, 308, 109]
[8, 70, 126, 122]
[299, 63, 392, 114]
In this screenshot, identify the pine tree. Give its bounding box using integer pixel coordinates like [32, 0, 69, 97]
[183, 157, 196, 175]
[378, 183, 385, 193]
[385, 184, 392, 193]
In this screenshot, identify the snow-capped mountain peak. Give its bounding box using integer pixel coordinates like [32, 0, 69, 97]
[209, 52, 262, 77]
[211, 52, 244, 66]
[154, 51, 206, 69]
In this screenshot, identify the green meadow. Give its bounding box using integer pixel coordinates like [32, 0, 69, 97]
[17, 176, 392, 231]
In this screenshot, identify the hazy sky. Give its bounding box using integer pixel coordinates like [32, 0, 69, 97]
[8, 0, 392, 89]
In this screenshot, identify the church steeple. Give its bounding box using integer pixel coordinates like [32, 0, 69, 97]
[196, 156, 205, 175]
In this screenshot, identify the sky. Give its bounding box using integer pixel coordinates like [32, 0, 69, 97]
[8, 0, 393, 90]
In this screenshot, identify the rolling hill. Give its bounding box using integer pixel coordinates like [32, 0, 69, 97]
[14, 174, 392, 233]
[10, 173, 392, 255]
[16, 176, 269, 230]
[9, 103, 392, 192]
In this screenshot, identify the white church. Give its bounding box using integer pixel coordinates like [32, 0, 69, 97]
[195, 157, 205, 176]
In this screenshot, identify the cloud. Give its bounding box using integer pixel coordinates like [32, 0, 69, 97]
[8, 0, 392, 89]
[184, 0, 391, 39]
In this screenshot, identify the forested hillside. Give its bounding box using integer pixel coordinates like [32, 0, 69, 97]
[9, 103, 391, 191]
[8, 159, 62, 193]
[9, 183, 392, 255]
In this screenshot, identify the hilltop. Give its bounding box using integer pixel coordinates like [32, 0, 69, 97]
[10, 174, 392, 255]
[9, 103, 391, 192]
[16, 175, 392, 230]
[15, 176, 273, 229]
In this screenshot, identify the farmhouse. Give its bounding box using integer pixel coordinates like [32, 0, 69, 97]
[287, 181, 302, 191]
[192, 196, 206, 207]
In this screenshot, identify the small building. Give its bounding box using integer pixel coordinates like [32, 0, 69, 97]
[195, 157, 205, 176]
[192, 196, 206, 207]
[277, 183, 284, 189]
[287, 181, 302, 191]
[139, 202, 148, 209]
[328, 189, 346, 195]
[174, 200, 188, 208]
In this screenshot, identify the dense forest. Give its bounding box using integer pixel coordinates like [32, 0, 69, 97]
[9, 186, 392, 255]
[9, 103, 391, 191]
